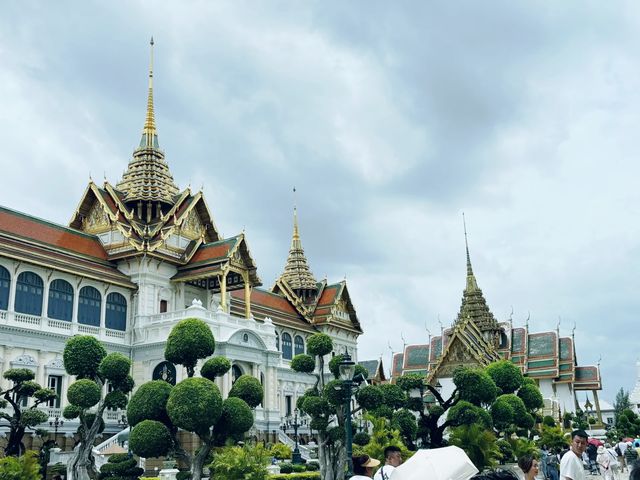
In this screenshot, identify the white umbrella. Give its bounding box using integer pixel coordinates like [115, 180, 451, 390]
[390, 446, 479, 480]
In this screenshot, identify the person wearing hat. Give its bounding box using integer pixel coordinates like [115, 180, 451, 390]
[350, 455, 381, 479]
[597, 445, 613, 480]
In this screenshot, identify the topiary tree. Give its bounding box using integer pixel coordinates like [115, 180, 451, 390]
[98, 452, 144, 480]
[63, 336, 134, 480]
[228, 375, 263, 408]
[291, 333, 347, 480]
[164, 318, 216, 377]
[0, 368, 56, 456]
[485, 360, 523, 394]
[128, 318, 259, 480]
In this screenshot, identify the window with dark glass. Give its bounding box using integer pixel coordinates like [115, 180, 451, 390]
[47, 279, 73, 321]
[0, 265, 9, 311]
[160, 299, 168, 313]
[294, 335, 304, 355]
[47, 375, 62, 408]
[282, 332, 293, 360]
[15, 271, 43, 316]
[232, 364, 243, 384]
[106, 292, 127, 331]
[78, 286, 101, 326]
[275, 332, 280, 350]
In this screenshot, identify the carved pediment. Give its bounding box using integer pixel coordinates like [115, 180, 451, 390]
[83, 203, 111, 234]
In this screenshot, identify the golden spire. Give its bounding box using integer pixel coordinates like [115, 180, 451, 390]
[141, 37, 158, 149]
[463, 212, 478, 291]
[279, 187, 318, 295]
[116, 37, 179, 206]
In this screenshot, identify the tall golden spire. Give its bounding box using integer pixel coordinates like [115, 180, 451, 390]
[116, 37, 179, 206]
[279, 188, 318, 298]
[141, 37, 158, 149]
[457, 213, 499, 335]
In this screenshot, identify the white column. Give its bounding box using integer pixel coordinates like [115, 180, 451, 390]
[8, 268, 17, 311]
[100, 291, 107, 329]
[42, 280, 50, 318]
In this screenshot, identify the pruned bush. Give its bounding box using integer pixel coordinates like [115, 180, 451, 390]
[129, 419, 173, 458]
[228, 375, 263, 408]
[201, 357, 231, 380]
[3, 368, 35, 383]
[99, 352, 131, 383]
[167, 377, 222, 433]
[290, 354, 315, 373]
[63, 404, 82, 420]
[306, 333, 332, 357]
[68, 379, 101, 408]
[165, 318, 215, 376]
[104, 390, 128, 410]
[127, 380, 173, 427]
[215, 397, 254, 436]
[356, 385, 384, 411]
[63, 335, 107, 378]
[271, 443, 292, 460]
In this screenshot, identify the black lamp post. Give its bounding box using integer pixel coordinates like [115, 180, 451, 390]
[339, 352, 356, 479]
[49, 416, 64, 446]
[118, 413, 131, 457]
[280, 410, 304, 464]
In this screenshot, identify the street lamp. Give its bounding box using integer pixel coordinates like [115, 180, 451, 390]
[49, 416, 64, 446]
[280, 411, 304, 464]
[118, 414, 131, 457]
[339, 352, 356, 479]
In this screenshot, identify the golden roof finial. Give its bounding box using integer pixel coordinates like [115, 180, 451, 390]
[293, 186, 300, 241]
[141, 36, 158, 148]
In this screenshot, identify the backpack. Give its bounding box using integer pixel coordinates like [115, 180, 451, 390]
[615, 445, 622, 456]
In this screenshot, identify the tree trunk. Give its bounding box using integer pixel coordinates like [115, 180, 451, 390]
[191, 441, 212, 480]
[5, 425, 26, 456]
[71, 404, 106, 480]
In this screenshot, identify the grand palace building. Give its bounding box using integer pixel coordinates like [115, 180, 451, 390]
[0, 42, 362, 449]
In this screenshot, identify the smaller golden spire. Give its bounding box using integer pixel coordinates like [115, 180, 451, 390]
[141, 36, 158, 148]
[463, 212, 478, 291]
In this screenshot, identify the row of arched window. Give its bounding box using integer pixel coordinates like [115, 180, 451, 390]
[275, 331, 305, 360]
[0, 266, 127, 331]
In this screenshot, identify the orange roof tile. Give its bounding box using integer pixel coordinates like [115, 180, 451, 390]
[231, 288, 298, 315]
[188, 238, 237, 264]
[316, 285, 339, 306]
[0, 207, 108, 260]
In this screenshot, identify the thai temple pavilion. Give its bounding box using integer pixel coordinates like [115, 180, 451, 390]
[0, 40, 362, 451]
[389, 225, 603, 423]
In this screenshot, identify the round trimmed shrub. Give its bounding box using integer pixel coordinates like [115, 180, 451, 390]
[306, 333, 333, 357]
[68, 379, 101, 408]
[18, 381, 40, 397]
[279, 463, 293, 474]
[99, 352, 131, 383]
[356, 385, 384, 411]
[485, 360, 523, 394]
[167, 377, 222, 433]
[112, 374, 135, 393]
[393, 409, 417, 440]
[301, 396, 331, 417]
[20, 409, 48, 427]
[201, 356, 231, 381]
[215, 397, 254, 435]
[353, 364, 369, 382]
[518, 383, 544, 411]
[129, 419, 172, 458]
[310, 417, 328, 431]
[164, 318, 215, 374]
[63, 404, 82, 420]
[328, 354, 345, 379]
[291, 354, 315, 373]
[353, 432, 371, 446]
[104, 390, 128, 410]
[324, 380, 349, 407]
[380, 383, 406, 409]
[229, 375, 263, 408]
[127, 380, 173, 427]
[64, 335, 107, 378]
[3, 368, 35, 383]
[454, 368, 498, 406]
[396, 373, 425, 392]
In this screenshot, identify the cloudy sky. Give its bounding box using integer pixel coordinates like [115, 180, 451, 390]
[1, 1, 639, 402]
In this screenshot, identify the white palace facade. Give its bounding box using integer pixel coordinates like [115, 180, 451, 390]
[0, 45, 362, 449]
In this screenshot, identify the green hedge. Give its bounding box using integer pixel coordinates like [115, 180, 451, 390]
[269, 473, 321, 480]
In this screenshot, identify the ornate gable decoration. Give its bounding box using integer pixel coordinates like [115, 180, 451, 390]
[11, 354, 38, 367]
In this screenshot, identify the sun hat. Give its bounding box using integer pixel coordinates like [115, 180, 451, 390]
[362, 456, 381, 468]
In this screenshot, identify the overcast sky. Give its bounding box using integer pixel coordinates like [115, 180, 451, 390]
[1, 1, 639, 402]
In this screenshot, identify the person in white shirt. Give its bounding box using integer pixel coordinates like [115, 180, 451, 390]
[560, 430, 588, 480]
[617, 438, 629, 472]
[350, 454, 381, 480]
[373, 446, 403, 480]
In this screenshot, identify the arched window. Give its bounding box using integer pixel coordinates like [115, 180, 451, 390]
[0, 265, 10, 311]
[282, 332, 293, 360]
[294, 335, 304, 356]
[106, 292, 127, 331]
[15, 271, 43, 316]
[152, 361, 176, 385]
[47, 279, 73, 321]
[275, 332, 280, 350]
[78, 286, 101, 326]
[232, 364, 243, 384]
